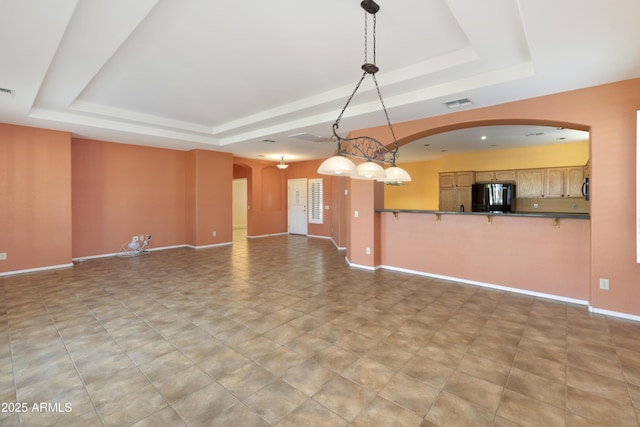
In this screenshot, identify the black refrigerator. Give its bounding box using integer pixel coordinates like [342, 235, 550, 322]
[471, 183, 515, 213]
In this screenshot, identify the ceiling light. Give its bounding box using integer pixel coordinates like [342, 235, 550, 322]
[481, 136, 487, 140]
[317, 0, 411, 185]
[277, 156, 289, 169]
[353, 161, 386, 180]
[317, 156, 358, 175]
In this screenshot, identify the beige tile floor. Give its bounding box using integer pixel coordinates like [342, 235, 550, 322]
[1, 231, 640, 426]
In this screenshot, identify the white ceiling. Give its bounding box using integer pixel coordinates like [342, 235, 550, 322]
[1, 0, 638, 163]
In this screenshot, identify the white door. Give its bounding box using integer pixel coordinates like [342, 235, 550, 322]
[288, 178, 307, 235]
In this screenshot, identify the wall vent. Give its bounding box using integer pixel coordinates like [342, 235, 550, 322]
[0, 87, 15, 96]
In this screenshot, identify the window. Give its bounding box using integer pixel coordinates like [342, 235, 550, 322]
[308, 178, 323, 224]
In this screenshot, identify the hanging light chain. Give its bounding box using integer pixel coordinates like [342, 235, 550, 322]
[331, 0, 398, 165]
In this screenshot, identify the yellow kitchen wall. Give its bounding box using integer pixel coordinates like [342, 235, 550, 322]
[385, 140, 588, 210]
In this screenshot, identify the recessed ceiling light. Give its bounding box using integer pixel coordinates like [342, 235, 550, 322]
[481, 136, 487, 140]
[423, 143, 431, 147]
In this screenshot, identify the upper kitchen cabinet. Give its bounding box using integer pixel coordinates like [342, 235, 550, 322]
[566, 166, 587, 197]
[545, 168, 565, 198]
[516, 169, 545, 198]
[475, 170, 516, 183]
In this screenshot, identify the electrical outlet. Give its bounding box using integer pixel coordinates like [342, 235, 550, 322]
[212, 231, 217, 237]
[599, 278, 610, 290]
[139, 235, 145, 242]
[132, 236, 139, 242]
[366, 247, 371, 255]
[533, 203, 539, 209]
[354, 211, 359, 218]
[0, 252, 6, 261]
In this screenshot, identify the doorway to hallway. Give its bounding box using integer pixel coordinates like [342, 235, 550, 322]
[288, 178, 307, 235]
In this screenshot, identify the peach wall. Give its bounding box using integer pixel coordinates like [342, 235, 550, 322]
[0, 124, 72, 273]
[348, 179, 385, 267]
[354, 78, 640, 316]
[72, 139, 187, 256]
[380, 212, 590, 301]
[233, 157, 287, 237]
[186, 150, 233, 247]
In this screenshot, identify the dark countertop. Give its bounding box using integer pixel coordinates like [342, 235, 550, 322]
[376, 209, 590, 220]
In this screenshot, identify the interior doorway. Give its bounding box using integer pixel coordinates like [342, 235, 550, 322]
[232, 178, 247, 230]
[288, 178, 307, 235]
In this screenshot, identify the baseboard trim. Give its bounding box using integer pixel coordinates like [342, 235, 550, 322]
[0, 263, 74, 277]
[185, 242, 233, 250]
[589, 306, 640, 322]
[379, 264, 589, 306]
[247, 232, 288, 239]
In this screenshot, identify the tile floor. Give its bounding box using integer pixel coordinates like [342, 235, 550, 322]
[1, 231, 640, 426]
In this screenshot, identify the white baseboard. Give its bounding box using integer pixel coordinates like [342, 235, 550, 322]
[247, 232, 288, 239]
[185, 242, 233, 250]
[0, 263, 74, 277]
[379, 264, 589, 306]
[589, 306, 640, 322]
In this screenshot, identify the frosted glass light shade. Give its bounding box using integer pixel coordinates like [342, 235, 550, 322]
[377, 166, 412, 183]
[317, 156, 358, 176]
[353, 161, 386, 180]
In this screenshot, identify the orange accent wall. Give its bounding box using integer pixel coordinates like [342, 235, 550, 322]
[348, 179, 384, 267]
[0, 124, 72, 273]
[186, 150, 233, 247]
[72, 139, 188, 256]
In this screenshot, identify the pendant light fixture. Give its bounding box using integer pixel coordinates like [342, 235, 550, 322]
[277, 156, 289, 169]
[317, 0, 411, 185]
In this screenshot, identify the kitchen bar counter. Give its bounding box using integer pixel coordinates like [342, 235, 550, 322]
[376, 209, 589, 220]
[375, 209, 590, 303]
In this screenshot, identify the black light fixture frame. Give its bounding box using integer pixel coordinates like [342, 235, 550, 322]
[331, 0, 399, 166]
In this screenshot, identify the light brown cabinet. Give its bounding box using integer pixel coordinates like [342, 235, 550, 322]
[517, 166, 586, 198]
[566, 167, 586, 197]
[439, 172, 475, 211]
[475, 170, 516, 183]
[516, 169, 545, 198]
[545, 168, 565, 198]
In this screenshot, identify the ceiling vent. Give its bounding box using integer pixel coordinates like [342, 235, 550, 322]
[444, 98, 472, 109]
[260, 139, 276, 144]
[288, 132, 330, 143]
[0, 87, 15, 96]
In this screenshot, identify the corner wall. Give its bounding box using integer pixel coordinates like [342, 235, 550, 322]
[0, 124, 72, 273]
